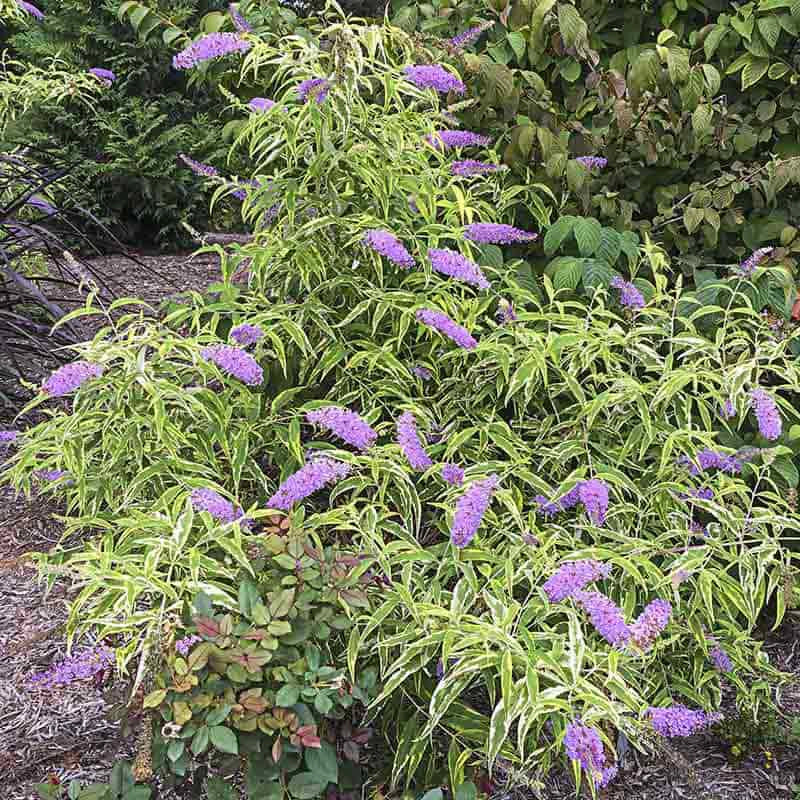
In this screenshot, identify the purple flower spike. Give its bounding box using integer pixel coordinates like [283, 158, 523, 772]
[428, 248, 490, 289]
[0, 430, 19, 444]
[175, 634, 202, 656]
[424, 130, 492, 150]
[42, 361, 103, 396]
[297, 78, 330, 104]
[172, 33, 252, 70]
[403, 64, 466, 94]
[738, 247, 773, 276]
[574, 590, 630, 646]
[397, 412, 433, 471]
[451, 160, 500, 176]
[543, 560, 612, 603]
[179, 154, 219, 178]
[229, 3, 251, 32]
[248, 97, 275, 112]
[496, 300, 517, 324]
[416, 308, 477, 350]
[190, 488, 249, 526]
[201, 344, 263, 385]
[450, 474, 499, 548]
[647, 705, 723, 737]
[449, 21, 493, 50]
[36, 469, 70, 483]
[306, 406, 378, 451]
[267, 456, 351, 510]
[610, 275, 645, 309]
[464, 223, 537, 245]
[750, 388, 781, 440]
[629, 599, 672, 651]
[28, 645, 114, 689]
[88, 68, 116, 86]
[26, 196, 56, 215]
[442, 463, 465, 485]
[230, 323, 265, 346]
[721, 399, 736, 419]
[411, 365, 432, 381]
[18, 0, 44, 19]
[364, 229, 415, 268]
[575, 156, 608, 170]
[710, 645, 733, 673]
[578, 478, 609, 525]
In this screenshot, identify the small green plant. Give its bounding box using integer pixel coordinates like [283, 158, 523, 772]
[35, 762, 151, 800]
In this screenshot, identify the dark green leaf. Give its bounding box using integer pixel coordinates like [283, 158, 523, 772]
[288, 773, 327, 800]
[305, 741, 339, 784]
[209, 725, 239, 755]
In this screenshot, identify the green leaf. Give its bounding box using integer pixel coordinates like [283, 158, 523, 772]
[454, 783, 477, 800]
[126, 788, 152, 800]
[772, 456, 799, 487]
[557, 4, 588, 50]
[209, 725, 239, 755]
[550, 257, 582, 291]
[543, 216, 576, 255]
[742, 57, 770, 89]
[288, 773, 328, 799]
[275, 685, 300, 707]
[110, 762, 134, 796]
[207, 777, 237, 800]
[684, 207, 705, 234]
[191, 726, 210, 756]
[596, 228, 621, 265]
[305, 741, 339, 784]
[692, 104, 714, 137]
[704, 25, 728, 59]
[573, 217, 603, 256]
[559, 58, 581, 82]
[582, 259, 615, 290]
[239, 578, 260, 618]
[487, 699, 511, 768]
[506, 32, 527, 62]
[420, 792, 443, 800]
[757, 15, 781, 48]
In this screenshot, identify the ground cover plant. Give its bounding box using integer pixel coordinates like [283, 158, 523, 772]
[2, 2, 800, 799]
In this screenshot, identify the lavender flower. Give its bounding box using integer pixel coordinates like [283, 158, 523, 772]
[28, 645, 114, 688]
[201, 344, 263, 385]
[451, 160, 500, 176]
[397, 412, 433, 471]
[647, 705, 722, 737]
[36, 469, 70, 483]
[364, 229, 415, 268]
[403, 65, 466, 94]
[750, 388, 782, 440]
[534, 495, 561, 518]
[574, 590, 630, 646]
[428, 248, 490, 289]
[578, 478, 609, 525]
[679, 448, 746, 476]
[710, 645, 733, 673]
[629, 599, 672, 651]
[267, 456, 351, 510]
[17, 0, 44, 19]
[449, 21, 493, 50]
[411, 365, 432, 381]
[42, 361, 103, 396]
[451, 474, 499, 548]
[297, 78, 330, 104]
[442, 463, 465, 485]
[26, 196, 56, 215]
[543, 560, 612, 603]
[416, 308, 478, 350]
[0, 430, 19, 444]
[575, 156, 608, 170]
[306, 406, 378, 451]
[179, 154, 219, 178]
[496, 300, 517, 324]
[721, 399, 736, 419]
[229, 3, 251, 31]
[610, 275, 645, 310]
[248, 97, 275, 112]
[176, 634, 203, 656]
[191, 488, 249, 526]
[424, 130, 492, 150]
[230, 323, 264, 346]
[464, 223, 537, 245]
[172, 33, 252, 70]
[88, 68, 116, 86]
[672, 568, 692, 587]
[738, 247, 773, 276]
[563, 721, 617, 788]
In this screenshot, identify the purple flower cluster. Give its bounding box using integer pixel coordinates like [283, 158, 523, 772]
[179, 154, 219, 178]
[18, 0, 44, 19]
[424, 130, 492, 150]
[575, 156, 608, 170]
[175, 634, 203, 656]
[201, 344, 263, 385]
[306, 406, 378, 451]
[190, 488, 249, 526]
[0, 430, 19, 444]
[578, 479, 609, 525]
[249, 97, 275, 112]
[173, 33, 252, 70]
[451, 160, 500, 176]
[451, 474, 499, 548]
[738, 247, 773, 276]
[42, 361, 103, 396]
[297, 78, 330, 103]
[563, 722, 617, 788]
[710, 645, 733, 673]
[442, 463, 465, 486]
[750, 388, 781, 440]
[411, 365, 432, 381]
[610, 275, 645, 309]
[28, 645, 114, 688]
[230, 323, 265, 346]
[543, 560, 612, 603]
[229, 3, 251, 32]
[89, 68, 116, 86]
[647, 705, 722, 737]
[364, 229, 415, 268]
[428, 248, 490, 289]
[267, 457, 351, 510]
[397, 412, 433, 471]
[449, 21, 493, 50]
[464, 223, 537, 245]
[403, 65, 466, 94]
[26, 196, 57, 215]
[496, 300, 517, 324]
[721, 398, 736, 419]
[679, 448, 746, 476]
[416, 308, 477, 350]
[629, 599, 672, 651]
[574, 590, 631, 645]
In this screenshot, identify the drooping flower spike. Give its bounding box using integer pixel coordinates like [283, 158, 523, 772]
[267, 457, 351, 510]
[397, 412, 433, 471]
[749, 388, 781, 440]
[230, 323, 265, 346]
[172, 33, 252, 70]
[428, 248, 490, 289]
[450, 474, 499, 548]
[88, 68, 116, 86]
[610, 276, 645, 309]
[306, 406, 378, 451]
[464, 223, 537, 245]
[18, 0, 44, 19]
[424, 130, 492, 150]
[191, 488, 250, 527]
[647, 705, 722, 737]
[403, 65, 466, 94]
[575, 156, 608, 170]
[364, 229, 415, 268]
[416, 308, 477, 350]
[200, 344, 263, 385]
[42, 361, 103, 396]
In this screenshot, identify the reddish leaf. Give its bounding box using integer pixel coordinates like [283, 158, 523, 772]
[194, 616, 220, 638]
[791, 296, 800, 321]
[272, 736, 283, 763]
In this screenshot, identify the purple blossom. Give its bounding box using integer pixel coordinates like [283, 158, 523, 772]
[574, 590, 630, 646]
[26, 196, 57, 215]
[679, 448, 746, 476]
[428, 248, 490, 289]
[451, 160, 500, 176]
[267, 456, 351, 510]
[28, 645, 114, 688]
[17, 0, 44, 19]
[534, 495, 561, 518]
[575, 156, 608, 170]
[179, 154, 219, 178]
[449, 21, 493, 50]
[229, 3, 251, 32]
[689, 520, 708, 537]
[424, 130, 492, 150]
[598, 766, 618, 788]
[230, 323, 265, 346]
[464, 223, 537, 245]
[306, 406, 378, 451]
[738, 247, 773, 276]
[411, 365, 432, 381]
[442, 463, 465, 485]
[543, 560, 612, 603]
[610, 275, 645, 309]
[201, 344, 263, 385]
[88, 68, 116, 86]
[629, 599, 672, 651]
[0, 430, 19, 444]
[579, 479, 609, 525]
[416, 308, 478, 350]
[397, 412, 433, 471]
[450, 474, 499, 548]
[403, 65, 466, 94]
[750, 388, 781, 440]
[36, 469, 70, 483]
[721, 399, 736, 419]
[172, 33, 252, 70]
[563, 722, 616, 787]
[42, 361, 103, 396]
[249, 97, 275, 112]
[364, 229, 415, 268]
[190, 488, 249, 526]
[176, 634, 203, 656]
[672, 568, 692, 586]
[496, 300, 517, 324]
[710, 645, 733, 673]
[297, 78, 330, 103]
[647, 705, 723, 737]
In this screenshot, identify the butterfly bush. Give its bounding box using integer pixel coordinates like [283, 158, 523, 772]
[173, 33, 252, 70]
[267, 457, 351, 510]
[610, 276, 645, 309]
[441, 464, 465, 486]
[629, 599, 672, 651]
[496, 300, 517, 324]
[28, 645, 114, 688]
[749, 388, 781, 440]
[449, 21, 493, 49]
[738, 247, 773, 275]
[230, 323, 264, 346]
[563, 722, 617, 788]
[543, 560, 612, 602]
[464, 222, 537, 244]
[416, 308, 477, 350]
[363, 229, 415, 268]
[26, 196, 57, 215]
[397, 412, 432, 471]
[678, 448, 746, 475]
[403, 65, 466, 94]
[297, 78, 330, 103]
[578, 479, 609, 525]
[175, 634, 202, 656]
[190, 488, 249, 526]
[575, 156, 608, 170]
[18, 0, 44, 19]
[306, 406, 378, 451]
[411, 365, 432, 381]
[710, 645, 733, 673]
[89, 68, 116, 86]
[179, 154, 219, 178]
[450, 475, 499, 548]
[229, 3, 251, 32]
[424, 130, 492, 150]
[0, 430, 19, 444]
[574, 590, 630, 646]
[451, 160, 500, 176]
[647, 705, 722, 737]
[249, 97, 275, 112]
[42, 361, 103, 396]
[36, 468, 70, 483]
[428, 248, 490, 289]
[721, 398, 737, 419]
[201, 344, 262, 385]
